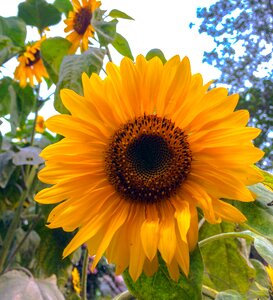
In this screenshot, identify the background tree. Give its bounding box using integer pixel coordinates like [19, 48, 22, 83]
[196, 0, 273, 170]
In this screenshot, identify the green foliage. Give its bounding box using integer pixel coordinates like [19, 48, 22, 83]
[53, 0, 73, 17]
[146, 48, 167, 64]
[93, 16, 118, 46]
[200, 222, 255, 295]
[0, 16, 26, 47]
[18, 0, 61, 32]
[123, 248, 204, 300]
[54, 47, 105, 113]
[40, 37, 71, 83]
[0, 36, 21, 65]
[111, 33, 134, 60]
[108, 9, 134, 20]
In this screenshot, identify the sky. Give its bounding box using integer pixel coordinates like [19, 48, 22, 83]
[2, 0, 219, 124]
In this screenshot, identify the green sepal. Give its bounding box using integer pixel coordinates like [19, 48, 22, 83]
[122, 247, 204, 300]
[146, 49, 167, 64]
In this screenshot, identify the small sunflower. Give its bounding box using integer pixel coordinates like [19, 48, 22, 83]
[35, 115, 46, 134]
[35, 55, 264, 282]
[64, 0, 101, 53]
[14, 38, 49, 88]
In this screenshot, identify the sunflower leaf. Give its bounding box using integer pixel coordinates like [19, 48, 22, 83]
[18, 0, 61, 32]
[123, 248, 204, 300]
[215, 290, 243, 299]
[111, 32, 134, 60]
[146, 49, 167, 64]
[40, 37, 71, 84]
[199, 222, 255, 295]
[108, 9, 134, 20]
[0, 77, 13, 117]
[235, 183, 273, 239]
[54, 47, 105, 114]
[93, 19, 118, 46]
[0, 16, 26, 47]
[53, 0, 73, 17]
[0, 35, 21, 65]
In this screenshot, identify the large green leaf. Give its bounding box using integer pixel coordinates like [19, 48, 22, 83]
[146, 48, 167, 64]
[199, 222, 255, 295]
[0, 77, 13, 117]
[0, 35, 21, 65]
[53, 0, 73, 17]
[108, 9, 134, 20]
[235, 183, 273, 238]
[54, 48, 105, 114]
[123, 248, 204, 300]
[0, 270, 65, 300]
[40, 37, 71, 83]
[111, 33, 134, 60]
[93, 18, 118, 46]
[0, 16, 26, 47]
[18, 0, 61, 32]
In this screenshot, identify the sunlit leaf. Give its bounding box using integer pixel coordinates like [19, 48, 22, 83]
[93, 18, 118, 46]
[0, 35, 21, 65]
[0, 270, 65, 300]
[108, 9, 134, 20]
[111, 32, 134, 60]
[215, 290, 243, 299]
[18, 0, 61, 32]
[235, 183, 273, 238]
[53, 0, 73, 17]
[123, 248, 204, 300]
[0, 16, 26, 47]
[199, 222, 255, 295]
[40, 37, 71, 83]
[54, 48, 105, 114]
[146, 48, 167, 64]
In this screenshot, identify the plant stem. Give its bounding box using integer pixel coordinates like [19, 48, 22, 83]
[81, 248, 89, 300]
[105, 45, 113, 62]
[202, 285, 218, 299]
[0, 189, 27, 273]
[199, 232, 253, 248]
[30, 84, 41, 146]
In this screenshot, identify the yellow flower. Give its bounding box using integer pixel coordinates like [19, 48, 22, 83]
[35, 55, 264, 282]
[64, 0, 101, 53]
[71, 267, 81, 294]
[35, 115, 46, 133]
[14, 38, 49, 88]
[266, 265, 273, 290]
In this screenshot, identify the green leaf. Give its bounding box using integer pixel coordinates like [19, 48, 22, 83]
[0, 270, 65, 300]
[123, 248, 204, 300]
[0, 35, 21, 65]
[18, 0, 61, 32]
[0, 77, 13, 117]
[235, 183, 273, 238]
[53, 0, 73, 17]
[0, 16, 26, 47]
[12, 146, 44, 166]
[54, 47, 105, 114]
[199, 222, 255, 294]
[111, 33, 134, 60]
[0, 151, 16, 189]
[146, 49, 167, 64]
[259, 168, 273, 191]
[108, 9, 134, 20]
[93, 18, 118, 46]
[10, 82, 36, 133]
[40, 37, 71, 83]
[215, 290, 243, 300]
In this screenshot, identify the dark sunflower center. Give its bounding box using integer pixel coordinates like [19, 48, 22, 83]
[73, 8, 92, 35]
[26, 50, 40, 67]
[105, 115, 192, 204]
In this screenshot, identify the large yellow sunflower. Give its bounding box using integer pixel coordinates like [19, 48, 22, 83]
[64, 0, 101, 53]
[14, 38, 49, 88]
[35, 55, 264, 282]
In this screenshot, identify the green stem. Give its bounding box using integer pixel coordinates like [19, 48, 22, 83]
[81, 248, 89, 300]
[199, 232, 253, 248]
[201, 285, 218, 299]
[0, 189, 27, 273]
[30, 84, 41, 146]
[113, 291, 136, 300]
[105, 45, 113, 62]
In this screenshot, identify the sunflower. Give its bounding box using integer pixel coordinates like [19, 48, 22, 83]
[35, 115, 46, 133]
[64, 0, 101, 53]
[35, 55, 264, 282]
[71, 267, 81, 294]
[14, 38, 49, 88]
